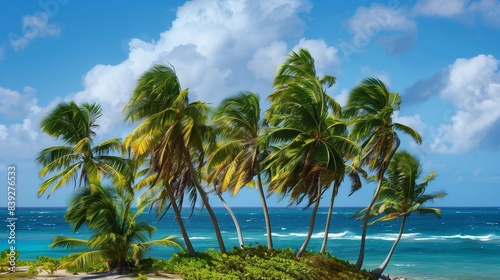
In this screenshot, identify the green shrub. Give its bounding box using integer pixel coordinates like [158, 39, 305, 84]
[163, 245, 376, 280]
[135, 273, 148, 280]
[27, 265, 38, 276]
[42, 261, 56, 275]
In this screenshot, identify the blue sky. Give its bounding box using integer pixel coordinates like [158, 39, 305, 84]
[1, 0, 499, 208]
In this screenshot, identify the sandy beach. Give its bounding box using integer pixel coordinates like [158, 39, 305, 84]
[1, 266, 182, 280]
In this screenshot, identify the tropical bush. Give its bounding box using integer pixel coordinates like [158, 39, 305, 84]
[163, 246, 376, 280]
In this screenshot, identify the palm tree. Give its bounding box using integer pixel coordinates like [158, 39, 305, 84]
[343, 78, 422, 268]
[207, 91, 273, 248]
[265, 49, 356, 257]
[37, 101, 132, 197]
[356, 151, 446, 278]
[50, 183, 182, 273]
[123, 64, 226, 255]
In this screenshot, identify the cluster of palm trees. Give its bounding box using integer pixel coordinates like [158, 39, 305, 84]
[37, 48, 446, 276]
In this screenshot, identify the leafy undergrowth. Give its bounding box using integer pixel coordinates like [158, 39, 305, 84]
[0, 246, 377, 279]
[163, 245, 377, 280]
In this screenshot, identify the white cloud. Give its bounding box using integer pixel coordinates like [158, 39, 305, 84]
[345, 4, 417, 55]
[430, 54, 500, 154]
[293, 38, 340, 75]
[62, 0, 327, 133]
[248, 41, 288, 80]
[9, 12, 61, 51]
[0, 87, 41, 118]
[413, 0, 469, 17]
[469, 0, 500, 27]
[413, 0, 500, 28]
[335, 89, 350, 107]
[2, 0, 339, 164]
[0, 125, 7, 140]
[394, 112, 427, 138]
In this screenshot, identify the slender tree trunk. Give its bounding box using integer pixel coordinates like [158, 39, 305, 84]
[216, 189, 244, 247]
[371, 216, 407, 278]
[166, 182, 196, 256]
[196, 184, 227, 253]
[296, 186, 322, 258]
[257, 171, 273, 248]
[184, 147, 227, 253]
[356, 136, 399, 269]
[355, 176, 383, 269]
[320, 181, 339, 253]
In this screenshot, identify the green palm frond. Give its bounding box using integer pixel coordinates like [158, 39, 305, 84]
[392, 123, 423, 144]
[38, 163, 82, 197]
[58, 250, 109, 270]
[49, 237, 91, 251]
[365, 151, 447, 224]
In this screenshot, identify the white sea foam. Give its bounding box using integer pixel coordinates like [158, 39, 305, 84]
[394, 264, 416, 267]
[368, 233, 422, 241]
[414, 234, 499, 242]
[190, 236, 210, 240]
[271, 231, 355, 239]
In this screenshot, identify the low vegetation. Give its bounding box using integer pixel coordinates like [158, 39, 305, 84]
[0, 246, 376, 280]
[164, 246, 376, 279]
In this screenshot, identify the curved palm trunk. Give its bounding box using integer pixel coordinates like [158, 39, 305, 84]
[257, 171, 273, 248]
[110, 256, 127, 274]
[356, 136, 400, 269]
[184, 148, 227, 253]
[371, 216, 407, 278]
[196, 184, 227, 253]
[355, 177, 383, 268]
[216, 189, 244, 247]
[320, 181, 339, 253]
[166, 183, 196, 257]
[296, 187, 322, 258]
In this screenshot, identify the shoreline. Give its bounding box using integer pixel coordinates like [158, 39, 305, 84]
[1, 266, 182, 280]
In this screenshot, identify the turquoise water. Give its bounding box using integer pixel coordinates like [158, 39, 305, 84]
[1, 207, 499, 279]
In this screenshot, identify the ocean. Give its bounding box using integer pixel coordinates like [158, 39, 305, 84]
[1, 207, 499, 279]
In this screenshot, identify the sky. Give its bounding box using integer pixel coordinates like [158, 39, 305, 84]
[0, 0, 499, 208]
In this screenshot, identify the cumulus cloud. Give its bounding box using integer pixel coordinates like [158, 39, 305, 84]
[0, 85, 52, 159]
[2, 0, 341, 164]
[0, 87, 41, 118]
[293, 38, 340, 75]
[430, 54, 500, 154]
[248, 41, 288, 80]
[9, 12, 61, 51]
[61, 0, 334, 136]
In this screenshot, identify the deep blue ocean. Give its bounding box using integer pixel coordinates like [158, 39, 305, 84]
[1, 207, 499, 279]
